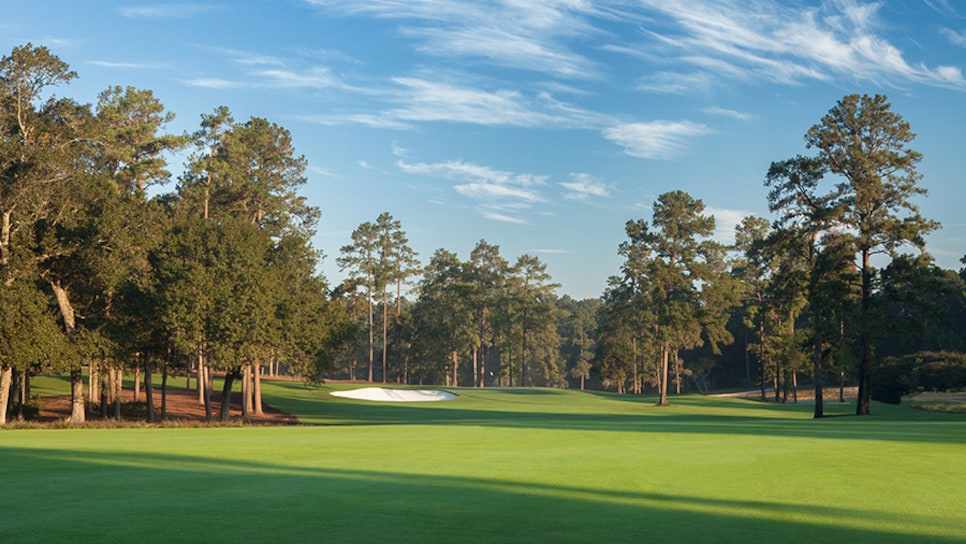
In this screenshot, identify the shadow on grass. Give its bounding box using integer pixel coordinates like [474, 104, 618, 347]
[1, 446, 961, 544]
[263, 382, 966, 445]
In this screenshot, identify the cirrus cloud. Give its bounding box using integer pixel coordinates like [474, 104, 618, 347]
[602, 120, 712, 160]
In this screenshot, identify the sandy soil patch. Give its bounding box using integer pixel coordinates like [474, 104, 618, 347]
[331, 387, 457, 402]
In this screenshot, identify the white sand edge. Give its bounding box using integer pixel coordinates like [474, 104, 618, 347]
[331, 387, 457, 402]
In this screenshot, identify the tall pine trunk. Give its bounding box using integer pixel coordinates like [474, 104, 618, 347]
[219, 368, 238, 422]
[114, 367, 122, 420]
[241, 365, 251, 418]
[161, 362, 168, 421]
[0, 366, 12, 425]
[658, 342, 670, 406]
[382, 289, 388, 384]
[253, 363, 263, 415]
[856, 248, 872, 415]
[203, 366, 213, 422]
[144, 356, 155, 423]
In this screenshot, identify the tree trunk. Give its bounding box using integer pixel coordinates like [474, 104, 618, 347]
[472, 347, 479, 389]
[144, 356, 155, 423]
[382, 289, 389, 384]
[49, 279, 85, 423]
[134, 364, 141, 402]
[758, 315, 766, 402]
[792, 370, 798, 403]
[197, 351, 205, 405]
[839, 371, 846, 402]
[674, 353, 682, 395]
[812, 315, 825, 418]
[219, 368, 238, 422]
[100, 372, 109, 419]
[70, 368, 85, 423]
[1, 210, 12, 286]
[367, 267, 374, 383]
[632, 336, 640, 395]
[114, 366, 122, 420]
[203, 365, 213, 422]
[856, 248, 872, 416]
[0, 365, 12, 426]
[451, 351, 458, 387]
[161, 361, 168, 421]
[254, 363, 263, 416]
[480, 343, 486, 388]
[241, 364, 251, 418]
[89, 359, 99, 406]
[18, 370, 28, 421]
[658, 342, 670, 406]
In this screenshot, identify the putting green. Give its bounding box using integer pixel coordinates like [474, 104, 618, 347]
[1, 384, 964, 543]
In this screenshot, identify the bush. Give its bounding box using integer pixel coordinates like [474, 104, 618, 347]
[872, 351, 966, 404]
[22, 396, 44, 420]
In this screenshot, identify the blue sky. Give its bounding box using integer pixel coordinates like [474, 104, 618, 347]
[5, 1, 965, 299]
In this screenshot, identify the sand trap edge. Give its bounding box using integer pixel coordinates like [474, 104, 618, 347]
[330, 387, 457, 402]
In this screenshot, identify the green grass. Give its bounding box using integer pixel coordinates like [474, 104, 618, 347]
[2, 384, 965, 543]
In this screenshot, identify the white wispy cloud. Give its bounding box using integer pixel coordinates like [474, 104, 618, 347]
[390, 142, 408, 157]
[636, 71, 716, 94]
[181, 78, 241, 89]
[253, 67, 341, 89]
[388, 77, 559, 127]
[184, 47, 348, 92]
[706, 206, 754, 246]
[602, 121, 712, 160]
[455, 183, 542, 202]
[941, 27, 966, 48]
[396, 158, 548, 223]
[482, 210, 528, 225]
[305, 0, 607, 79]
[622, 0, 966, 90]
[308, 165, 338, 177]
[561, 173, 609, 201]
[397, 159, 546, 192]
[87, 60, 166, 70]
[119, 3, 217, 18]
[703, 106, 753, 121]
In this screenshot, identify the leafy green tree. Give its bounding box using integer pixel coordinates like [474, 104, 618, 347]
[0, 44, 77, 286]
[339, 219, 380, 382]
[733, 215, 774, 399]
[558, 296, 600, 391]
[618, 191, 734, 406]
[805, 94, 939, 415]
[467, 240, 508, 387]
[508, 254, 562, 386]
[596, 279, 647, 393]
[0, 280, 66, 424]
[411, 249, 475, 385]
[374, 212, 417, 383]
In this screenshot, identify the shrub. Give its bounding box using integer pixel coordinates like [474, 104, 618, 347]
[872, 351, 966, 404]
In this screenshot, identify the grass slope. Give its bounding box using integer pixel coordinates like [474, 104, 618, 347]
[2, 384, 964, 543]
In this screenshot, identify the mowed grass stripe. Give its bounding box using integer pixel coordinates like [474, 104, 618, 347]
[2, 385, 964, 543]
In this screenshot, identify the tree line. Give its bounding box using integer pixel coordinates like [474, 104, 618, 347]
[2, 43, 962, 425]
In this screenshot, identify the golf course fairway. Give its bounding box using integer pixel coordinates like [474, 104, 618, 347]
[2, 383, 964, 543]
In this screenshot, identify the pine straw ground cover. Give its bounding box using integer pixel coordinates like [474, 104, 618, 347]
[904, 391, 966, 413]
[2, 383, 964, 544]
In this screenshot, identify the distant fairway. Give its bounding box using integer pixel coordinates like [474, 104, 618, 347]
[2, 383, 965, 543]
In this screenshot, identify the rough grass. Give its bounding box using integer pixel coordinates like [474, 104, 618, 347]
[2, 383, 965, 543]
[904, 391, 966, 413]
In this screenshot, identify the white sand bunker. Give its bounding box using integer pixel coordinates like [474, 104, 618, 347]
[331, 387, 457, 402]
